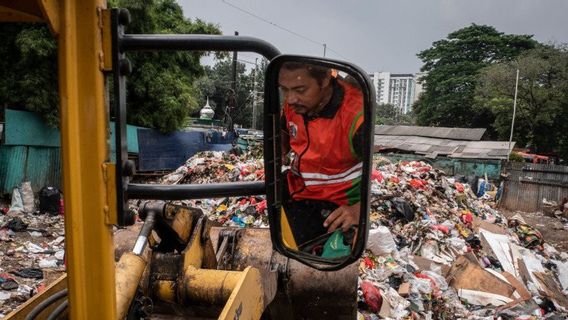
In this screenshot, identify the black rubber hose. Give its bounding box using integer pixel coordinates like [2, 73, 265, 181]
[46, 299, 68, 320]
[25, 289, 68, 320]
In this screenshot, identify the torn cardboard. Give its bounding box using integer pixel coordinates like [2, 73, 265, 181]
[474, 217, 508, 235]
[409, 255, 450, 277]
[535, 272, 568, 311]
[447, 256, 517, 306]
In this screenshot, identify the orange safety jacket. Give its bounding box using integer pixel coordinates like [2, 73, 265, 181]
[283, 79, 364, 206]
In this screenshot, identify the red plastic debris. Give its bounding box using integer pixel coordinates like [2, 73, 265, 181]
[255, 200, 267, 213]
[59, 199, 65, 216]
[255, 169, 264, 178]
[461, 210, 473, 225]
[409, 179, 427, 189]
[454, 182, 465, 193]
[415, 273, 441, 297]
[418, 166, 431, 172]
[432, 225, 449, 234]
[361, 280, 382, 313]
[371, 170, 384, 183]
[389, 176, 400, 184]
[364, 257, 375, 269]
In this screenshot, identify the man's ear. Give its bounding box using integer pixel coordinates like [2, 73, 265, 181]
[321, 74, 332, 88]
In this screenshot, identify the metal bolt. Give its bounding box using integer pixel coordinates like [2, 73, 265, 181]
[124, 159, 136, 177]
[122, 208, 136, 226]
[117, 8, 131, 26]
[119, 58, 132, 76]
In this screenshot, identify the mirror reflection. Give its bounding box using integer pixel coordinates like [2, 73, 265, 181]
[277, 61, 365, 260]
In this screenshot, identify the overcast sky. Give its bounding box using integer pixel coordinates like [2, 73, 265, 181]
[179, 0, 568, 74]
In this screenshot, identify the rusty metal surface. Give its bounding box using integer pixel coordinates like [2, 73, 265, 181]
[116, 253, 147, 319]
[272, 259, 358, 320]
[163, 203, 202, 243]
[140, 206, 357, 319]
[501, 162, 568, 212]
[202, 219, 221, 269]
[215, 227, 358, 319]
[212, 227, 279, 309]
[181, 267, 241, 304]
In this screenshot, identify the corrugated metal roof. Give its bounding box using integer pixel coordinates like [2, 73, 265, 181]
[375, 125, 486, 141]
[374, 135, 514, 160]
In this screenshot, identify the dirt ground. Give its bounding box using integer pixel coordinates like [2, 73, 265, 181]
[502, 209, 568, 252]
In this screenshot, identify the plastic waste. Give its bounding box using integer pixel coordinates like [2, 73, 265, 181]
[8, 187, 24, 214]
[391, 197, 415, 221]
[1, 278, 19, 291]
[367, 226, 398, 256]
[321, 230, 351, 258]
[11, 268, 43, 279]
[360, 280, 382, 313]
[20, 181, 36, 213]
[39, 186, 61, 215]
[39, 259, 58, 268]
[5, 217, 28, 232]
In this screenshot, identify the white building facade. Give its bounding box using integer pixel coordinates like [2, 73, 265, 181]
[369, 72, 424, 114]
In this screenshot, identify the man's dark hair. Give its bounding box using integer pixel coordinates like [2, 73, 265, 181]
[281, 62, 330, 85]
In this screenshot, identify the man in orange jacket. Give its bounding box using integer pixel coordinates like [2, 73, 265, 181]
[279, 62, 364, 246]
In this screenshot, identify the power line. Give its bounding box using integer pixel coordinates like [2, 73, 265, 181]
[236, 58, 257, 65]
[221, 0, 349, 60]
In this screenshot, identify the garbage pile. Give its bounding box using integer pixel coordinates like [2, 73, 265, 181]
[357, 157, 568, 319]
[160, 150, 269, 228]
[158, 151, 568, 318]
[0, 184, 65, 317]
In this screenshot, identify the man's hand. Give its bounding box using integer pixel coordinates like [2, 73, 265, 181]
[323, 203, 360, 233]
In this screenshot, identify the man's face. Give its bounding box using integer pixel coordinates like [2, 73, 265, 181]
[278, 67, 330, 115]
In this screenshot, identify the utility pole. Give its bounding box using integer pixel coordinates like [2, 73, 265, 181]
[251, 58, 258, 130]
[507, 68, 520, 161]
[323, 43, 327, 57]
[231, 31, 239, 103]
[225, 30, 238, 132]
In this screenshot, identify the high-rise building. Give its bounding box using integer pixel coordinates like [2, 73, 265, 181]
[369, 72, 424, 114]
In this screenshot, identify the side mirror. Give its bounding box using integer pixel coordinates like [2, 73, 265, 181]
[264, 55, 375, 270]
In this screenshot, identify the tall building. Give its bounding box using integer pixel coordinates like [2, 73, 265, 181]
[369, 72, 423, 114]
[412, 72, 426, 105]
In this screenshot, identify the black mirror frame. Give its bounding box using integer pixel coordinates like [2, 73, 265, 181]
[263, 54, 376, 271]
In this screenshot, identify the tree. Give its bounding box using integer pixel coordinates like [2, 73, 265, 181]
[114, 0, 221, 132]
[476, 45, 568, 159]
[0, 0, 221, 133]
[0, 24, 59, 126]
[375, 103, 414, 125]
[414, 24, 537, 129]
[193, 57, 268, 129]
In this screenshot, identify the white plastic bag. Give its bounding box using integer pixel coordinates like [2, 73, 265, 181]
[367, 226, 398, 256]
[8, 187, 24, 214]
[20, 181, 36, 213]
